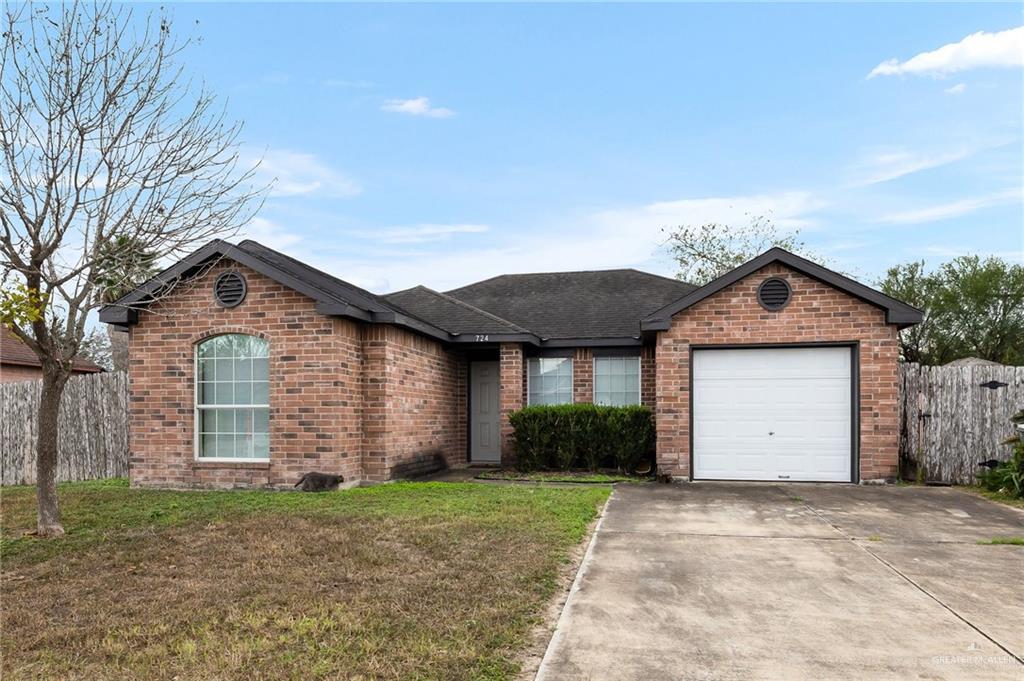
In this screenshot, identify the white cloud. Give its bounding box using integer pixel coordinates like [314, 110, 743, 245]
[877, 187, 1022, 224]
[917, 245, 1024, 262]
[944, 83, 967, 95]
[357, 223, 489, 244]
[285, 191, 826, 292]
[253, 149, 361, 198]
[846, 146, 974, 186]
[868, 26, 1024, 79]
[381, 97, 456, 118]
[239, 217, 304, 251]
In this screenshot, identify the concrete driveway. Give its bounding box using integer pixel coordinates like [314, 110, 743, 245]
[537, 483, 1024, 681]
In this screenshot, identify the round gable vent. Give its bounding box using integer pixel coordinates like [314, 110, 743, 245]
[757, 277, 791, 311]
[214, 271, 247, 308]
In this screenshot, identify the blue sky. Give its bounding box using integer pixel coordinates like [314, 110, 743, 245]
[170, 2, 1022, 291]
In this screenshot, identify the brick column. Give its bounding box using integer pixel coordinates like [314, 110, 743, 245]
[572, 348, 593, 404]
[499, 343, 524, 466]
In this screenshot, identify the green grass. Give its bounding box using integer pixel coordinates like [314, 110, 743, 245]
[1, 478, 609, 680]
[977, 536, 1024, 545]
[475, 470, 648, 484]
[964, 486, 1024, 510]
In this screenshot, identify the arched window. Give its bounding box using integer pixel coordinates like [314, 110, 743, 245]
[195, 334, 269, 460]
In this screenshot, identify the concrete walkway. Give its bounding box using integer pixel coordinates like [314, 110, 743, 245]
[537, 483, 1024, 681]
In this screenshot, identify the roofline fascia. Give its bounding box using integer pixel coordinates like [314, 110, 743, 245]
[538, 337, 644, 348]
[449, 332, 540, 344]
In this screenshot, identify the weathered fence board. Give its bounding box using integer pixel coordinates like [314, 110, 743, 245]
[1, 371, 128, 485]
[900, 363, 1024, 484]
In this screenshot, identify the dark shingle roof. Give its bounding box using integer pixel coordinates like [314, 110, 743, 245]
[383, 286, 531, 336]
[445, 269, 696, 339]
[100, 239, 700, 344]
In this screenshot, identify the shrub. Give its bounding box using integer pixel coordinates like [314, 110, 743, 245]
[508, 404, 655, 472]
[978, 409, 1024, 499]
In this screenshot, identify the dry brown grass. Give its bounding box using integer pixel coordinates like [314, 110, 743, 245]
[1, 480, 608, 680]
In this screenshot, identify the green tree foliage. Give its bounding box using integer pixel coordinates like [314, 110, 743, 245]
[880, 257, 1024, 365]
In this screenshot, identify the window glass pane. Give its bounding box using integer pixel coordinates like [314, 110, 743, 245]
[594, 356, 640, 406]
[195, 335, 270, 459]
[201, 433, 217, 457]
[236, 433, 254, 458]
[214, 358, 233, 383]
[253, 432, 269, 458]
[236, 408, 253, 434]
[216, 434, 234, 458]
[254, 408, 269, 433]
[234, 382, 253, 406]
[528, 357, 572, 405]
[214, 382, 233, 405]
[200, 409, 217, 433]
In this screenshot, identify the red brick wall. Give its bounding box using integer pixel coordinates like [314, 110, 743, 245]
[499, 343, 524, 464]
[128, 260, 365, 489]
[0, 364, 43, 383]
[361, 325, 466, 481]
[640, 346, 656, 408]
[127, 258, 466, 489]
[655, 263, 900, 482]
[572, 348, 593, 404]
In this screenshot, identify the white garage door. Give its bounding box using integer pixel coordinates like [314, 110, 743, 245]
[693, 347, 852, 482]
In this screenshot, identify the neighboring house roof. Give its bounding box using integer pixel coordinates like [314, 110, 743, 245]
[944, 357, 1003, 367]
[641, 247, 924, 330]
[445, 269, 696, 341]
[0, 326, 102, 373]
[100, 240, 921, 346]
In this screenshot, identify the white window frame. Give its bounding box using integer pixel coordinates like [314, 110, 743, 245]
[194, 335, 271, 463]
[526, 356, 574, 406]
[593, 355, 642, 406]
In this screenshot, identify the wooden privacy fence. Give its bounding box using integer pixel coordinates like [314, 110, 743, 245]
[1, 371, 129, 486]
[900, 363, 1024, 485]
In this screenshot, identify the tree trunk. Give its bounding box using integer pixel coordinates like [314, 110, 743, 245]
[36, 364, 70, 537]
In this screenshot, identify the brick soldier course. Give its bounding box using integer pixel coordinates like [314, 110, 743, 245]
[101, 241, 920, 488]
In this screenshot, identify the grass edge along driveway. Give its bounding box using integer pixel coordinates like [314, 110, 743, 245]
[1, 479, 610, 681]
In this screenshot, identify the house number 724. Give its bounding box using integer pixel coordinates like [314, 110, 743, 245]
[475, 335, 489, 342]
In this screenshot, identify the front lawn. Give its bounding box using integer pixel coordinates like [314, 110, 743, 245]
[1, 479, 609, 680]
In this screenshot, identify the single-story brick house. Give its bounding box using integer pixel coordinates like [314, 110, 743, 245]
[100, 239, 921, 488]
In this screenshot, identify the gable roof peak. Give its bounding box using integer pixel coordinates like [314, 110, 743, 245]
[641, 247, 923, 330]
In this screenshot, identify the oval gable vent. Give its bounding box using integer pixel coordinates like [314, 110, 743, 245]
[757, 278, 791, 311]
[214, 271, 247, 308]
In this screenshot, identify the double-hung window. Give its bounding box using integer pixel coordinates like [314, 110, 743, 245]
[593, 356, 641, 406]
[527, 357, 573, 405]
[195, 334, 270, 460]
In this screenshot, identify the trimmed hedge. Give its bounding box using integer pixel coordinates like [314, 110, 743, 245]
[508, 404, 655, 473]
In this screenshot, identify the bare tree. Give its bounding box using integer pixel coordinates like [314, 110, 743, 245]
[0, 2, 262, 536]
[663, 215, 821, 286]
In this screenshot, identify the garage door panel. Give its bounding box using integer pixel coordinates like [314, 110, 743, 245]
[693, 347, 852, 482]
